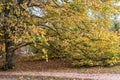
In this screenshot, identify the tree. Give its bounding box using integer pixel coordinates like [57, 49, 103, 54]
[0, 0, 48, 70]
[0, 0, 120, 70]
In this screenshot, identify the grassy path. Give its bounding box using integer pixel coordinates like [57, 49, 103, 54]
[0, 72, 120, 80]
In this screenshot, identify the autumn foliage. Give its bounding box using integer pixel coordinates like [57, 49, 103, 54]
[43, 0, 120, 66]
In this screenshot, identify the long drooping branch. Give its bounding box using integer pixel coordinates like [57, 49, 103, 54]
[12, 42, 33, 51]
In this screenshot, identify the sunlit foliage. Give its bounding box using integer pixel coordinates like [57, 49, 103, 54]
[43, 0, 120, 66]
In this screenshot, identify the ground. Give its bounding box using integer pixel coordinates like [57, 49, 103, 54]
[0, 58, 120, 80]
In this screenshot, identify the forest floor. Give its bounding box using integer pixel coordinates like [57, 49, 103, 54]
[0, 58, 120, 80]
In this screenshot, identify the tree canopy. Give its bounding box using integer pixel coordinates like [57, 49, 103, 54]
[0, 0, 120, 70]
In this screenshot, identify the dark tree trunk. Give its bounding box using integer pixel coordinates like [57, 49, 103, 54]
[3, 41, 15, 70]
[4, 52, 15, 70]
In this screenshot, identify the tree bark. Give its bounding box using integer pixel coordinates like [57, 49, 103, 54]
[3, 41, 15, 70]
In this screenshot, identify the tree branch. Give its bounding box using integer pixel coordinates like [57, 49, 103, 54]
[13, 42, 33, 51]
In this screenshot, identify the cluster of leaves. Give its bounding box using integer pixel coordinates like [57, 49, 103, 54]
[0, 0, 48, 54]
[71, 29, 120, 66]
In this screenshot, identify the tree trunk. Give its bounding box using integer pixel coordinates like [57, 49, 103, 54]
[3, 40, 15, 70]
[4, 51, 15, 70]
